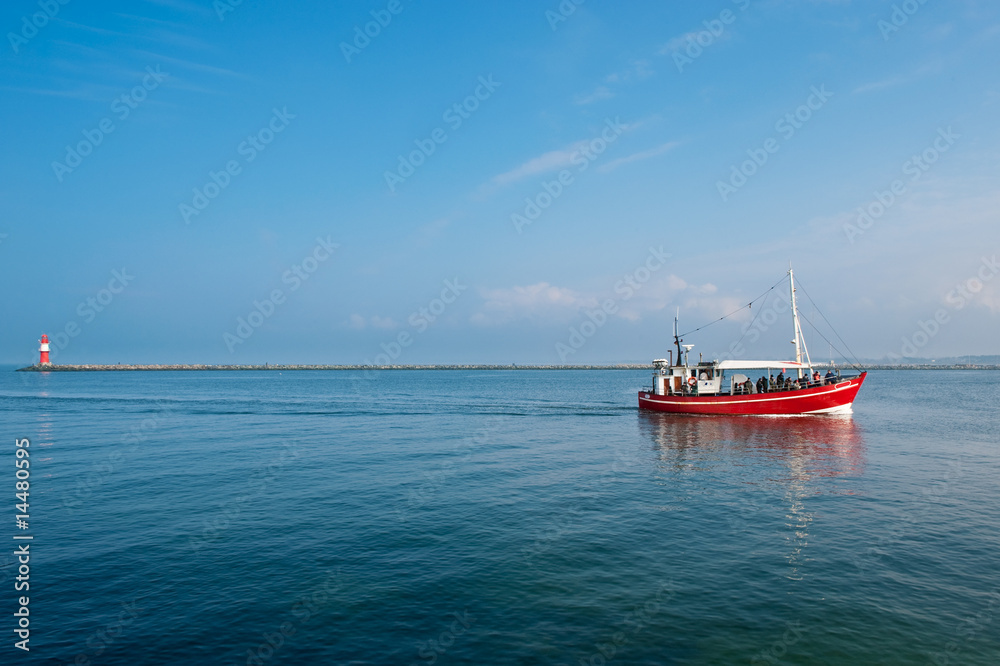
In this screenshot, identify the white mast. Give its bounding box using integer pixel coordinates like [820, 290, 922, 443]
[788, 266, 813, 378]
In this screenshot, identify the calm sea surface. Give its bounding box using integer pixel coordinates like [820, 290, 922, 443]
[2, 367, 998, 665]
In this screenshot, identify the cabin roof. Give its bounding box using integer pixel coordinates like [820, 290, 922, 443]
[716, 360, 811, 370]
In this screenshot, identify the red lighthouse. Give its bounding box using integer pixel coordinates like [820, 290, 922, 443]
[39, 334, 51, 365]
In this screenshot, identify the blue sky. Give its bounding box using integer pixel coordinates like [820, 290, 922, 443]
[2, 0, 999, 365]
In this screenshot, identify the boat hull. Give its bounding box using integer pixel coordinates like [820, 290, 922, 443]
[637, 372, 866, 416]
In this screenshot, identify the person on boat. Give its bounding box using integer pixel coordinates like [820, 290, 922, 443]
[756, 376, 766, 393]
[825, 370, 835, 384]
[776, 370, 785, 387]
[744, 378, 754, 394]
[813, 371, 821, 384]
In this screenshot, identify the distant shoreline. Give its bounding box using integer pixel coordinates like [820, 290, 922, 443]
[14, 363, 1000, 372]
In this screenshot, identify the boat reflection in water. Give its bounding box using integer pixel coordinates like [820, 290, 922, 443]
[637, 412, 867, 580]
[637, 412, 866, 480]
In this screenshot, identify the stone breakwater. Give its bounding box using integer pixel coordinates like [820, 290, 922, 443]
[16, 364, 650, 372]
[14, 364, 999, 372]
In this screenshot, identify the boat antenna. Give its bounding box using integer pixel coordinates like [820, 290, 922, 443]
[673, 308, 683, 367]
[788, 266, 814, 377]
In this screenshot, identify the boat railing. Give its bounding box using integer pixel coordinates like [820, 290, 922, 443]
[729, 370, 862, 395]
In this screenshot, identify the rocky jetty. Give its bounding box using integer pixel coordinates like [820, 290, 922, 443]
[16, 363, 650, 372]
[15, 363, 999, 372]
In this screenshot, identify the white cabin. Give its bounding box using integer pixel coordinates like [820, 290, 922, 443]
[650, 357, 823, 397]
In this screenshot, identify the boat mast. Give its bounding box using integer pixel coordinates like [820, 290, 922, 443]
[788, 266, 813, 377]
[673, 308, 683, 367]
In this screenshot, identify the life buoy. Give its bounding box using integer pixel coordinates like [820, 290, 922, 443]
[687, 377, 697, 387]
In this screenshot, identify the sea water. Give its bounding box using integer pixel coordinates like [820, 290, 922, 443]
[1, 368, 998, 664]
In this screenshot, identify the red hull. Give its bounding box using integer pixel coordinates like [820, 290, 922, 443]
[638, 372, 866, 415]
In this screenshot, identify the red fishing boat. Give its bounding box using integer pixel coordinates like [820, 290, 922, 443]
[638, 268, 866, 415]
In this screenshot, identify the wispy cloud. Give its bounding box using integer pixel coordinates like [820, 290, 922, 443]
[598, 141, 680, 173]
[53, 19, 135, 39]
[112, 14, 213, 50]
[0, 84, 112, 101]
[659, 28, 734, 56]
[484, 118, 640, 191]
[614, 274, 723, 322]
[852, 62, 942, 94]
[348, 314, 399, 330]
[412, 217, 451, 247]
[574, 61, 652, 105]
[470, 274, 725, 327]
[471, 282, 596, 326]
[112, 12, 193, 30]
[605, 59, 653, 83]
[659, 32, 696, 54]
[139, 0, 214, 16]
[489, 141, 589, 187]
[852, 77, 907, 94]
[574, 85, 614, 105]
[130, 50, 248, 79]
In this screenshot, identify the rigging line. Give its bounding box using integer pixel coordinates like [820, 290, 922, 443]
[729, 288, 772, 353]
[793, 278, 865, 368]
[678, 275, 786, 337]
[796, 310, 863, 371]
